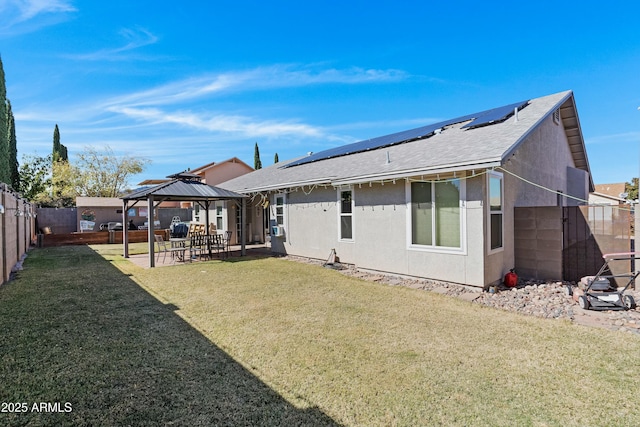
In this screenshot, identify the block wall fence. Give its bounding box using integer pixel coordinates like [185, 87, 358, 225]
[0, 183, 36, 286]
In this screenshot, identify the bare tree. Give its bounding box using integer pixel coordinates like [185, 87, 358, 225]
[75, 145, 150, 197]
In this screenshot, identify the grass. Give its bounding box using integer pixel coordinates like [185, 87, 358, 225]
[2, 244, 640, 426]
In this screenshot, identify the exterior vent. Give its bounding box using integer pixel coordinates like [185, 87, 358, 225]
[553, 108, 561, 125]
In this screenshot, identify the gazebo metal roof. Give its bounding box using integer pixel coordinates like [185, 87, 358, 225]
[123, 172, 248, 202]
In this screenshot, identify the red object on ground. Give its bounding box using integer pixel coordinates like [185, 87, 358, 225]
[504, 269, 518, 287]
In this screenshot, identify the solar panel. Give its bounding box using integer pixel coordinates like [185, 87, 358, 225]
[283, 99, 529, 168]
[461, 100, 528, 129]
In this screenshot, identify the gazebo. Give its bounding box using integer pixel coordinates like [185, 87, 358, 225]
[121, 172, 249, 267]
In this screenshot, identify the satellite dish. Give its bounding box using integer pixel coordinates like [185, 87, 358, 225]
[620, 192, 628, 199]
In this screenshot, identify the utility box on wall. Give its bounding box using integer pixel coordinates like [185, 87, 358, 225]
[271, 225, 285, 237]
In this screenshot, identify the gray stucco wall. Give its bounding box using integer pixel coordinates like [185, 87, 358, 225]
[486, 114, 582, 284]
[271, 177, 488, 287]
[268, 115, 583, 288]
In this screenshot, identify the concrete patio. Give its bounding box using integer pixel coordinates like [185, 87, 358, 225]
[125, 243, 272, 268]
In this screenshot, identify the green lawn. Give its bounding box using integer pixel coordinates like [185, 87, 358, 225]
[2, 245, 640, 426]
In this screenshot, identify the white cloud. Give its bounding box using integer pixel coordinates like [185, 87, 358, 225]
[109, 106, 324, 138]
[0, 0, 76, 34]
[12, 0, 76, 21]
[65, 27, 159, 61]
[585, 131, 640, 145]
[94, 64, 408, 140]
[104, 64, 407, 108]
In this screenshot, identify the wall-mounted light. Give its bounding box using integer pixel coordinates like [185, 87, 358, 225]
[4, 207, 23, 216]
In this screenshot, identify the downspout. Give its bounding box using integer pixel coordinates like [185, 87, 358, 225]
[241, 198, 246, 256]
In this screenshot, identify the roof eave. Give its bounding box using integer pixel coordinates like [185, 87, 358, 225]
[500, 91, 595, 192]
[331, 160, 502, 186]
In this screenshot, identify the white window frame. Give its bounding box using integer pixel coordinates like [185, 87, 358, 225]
[337, 187, 355, 242]
[214, 202, 226, 232]
[274, 194, 286, 225]
[487, 171, 504, 254]
[273, 193, 287, 231]
[406, 178, 467, 254]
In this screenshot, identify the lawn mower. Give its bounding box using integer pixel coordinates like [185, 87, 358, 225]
[575, 252, 638, 311]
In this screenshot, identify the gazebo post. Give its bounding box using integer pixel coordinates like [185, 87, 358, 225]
[204, 201, 211, 236]
[148, 194, 155, 268]
[123, 200, 129, 258]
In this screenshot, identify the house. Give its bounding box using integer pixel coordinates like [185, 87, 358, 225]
[189, 157, 253, 186]
[589, 183, 627, 206]
[218, 90, 593, 288]
[587, 184, 632, 237]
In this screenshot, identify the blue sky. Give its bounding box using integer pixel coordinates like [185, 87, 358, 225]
[1, 0, 639, 186]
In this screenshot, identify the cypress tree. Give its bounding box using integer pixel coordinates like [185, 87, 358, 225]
[51, 124, 69, 200]
[274, 152, 279, 163]
[254, 142, 262, 170]
[0, 55, 9, 184]
[53, 124, 61, 161]
[8, 100, 19, 189]
[52, 124, 68, 162]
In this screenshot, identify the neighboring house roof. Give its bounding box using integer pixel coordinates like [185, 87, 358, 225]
[594, 183, 626, 199]
[219, 90, 592, 193]
[122, 173, 248, 202]
[588, 192, 626, 205]
[136, 157, 254, 187]
[189, 157, 253, 176]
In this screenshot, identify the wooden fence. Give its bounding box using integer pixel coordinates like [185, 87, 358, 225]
[0, 183, 36, 286]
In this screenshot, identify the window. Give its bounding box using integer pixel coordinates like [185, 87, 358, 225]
[215, 204, 224, 230]
[410, 180, 462, 249]
[339, 189, 354, 240]
[488, 172, 503, 251]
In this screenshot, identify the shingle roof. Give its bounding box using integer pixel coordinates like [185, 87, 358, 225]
[219, 90, 591, 193]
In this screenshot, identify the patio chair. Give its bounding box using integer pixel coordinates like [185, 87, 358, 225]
[224, 230, 232, 255]
[210, 233, 227, 259]
[189, 233, 207, 260]
[154, 235, 171, 263]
